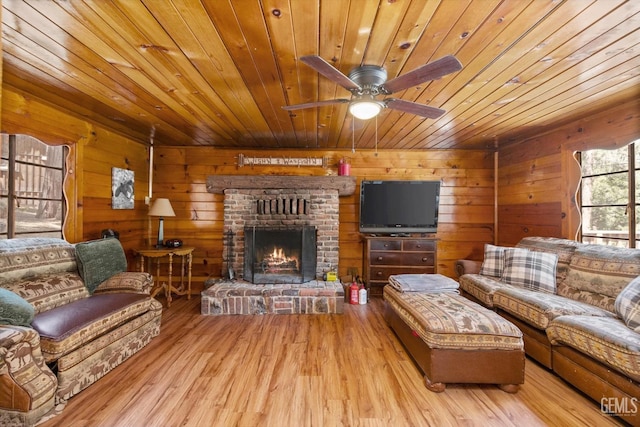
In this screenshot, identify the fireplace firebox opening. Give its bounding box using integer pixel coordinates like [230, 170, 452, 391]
[244, 225, 317, 284]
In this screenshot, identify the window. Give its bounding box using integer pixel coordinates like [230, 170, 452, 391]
[579, 141, 639, 248]
[0, 134, 66, 239]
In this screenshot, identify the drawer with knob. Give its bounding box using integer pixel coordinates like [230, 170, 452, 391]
[363, 236, 437, 297]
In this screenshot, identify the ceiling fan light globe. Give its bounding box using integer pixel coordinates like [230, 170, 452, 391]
[349, 100, 383, 120]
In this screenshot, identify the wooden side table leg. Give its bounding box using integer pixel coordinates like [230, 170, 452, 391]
[167, 253, 173, 308]
[179, 255, 186, 293]
[155, 258, 161, 301]
[187, 252, 192, 300]
[144, 256, 160, 301]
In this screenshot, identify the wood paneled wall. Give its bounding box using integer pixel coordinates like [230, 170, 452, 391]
[2, 85, 150, 264]
[153, 147, 494, 291]
[2, 82, 495, 291]
[4, 79, 638, 293]
[497, 98, 640, 246]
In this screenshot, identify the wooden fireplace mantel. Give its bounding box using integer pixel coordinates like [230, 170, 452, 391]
[206, 175, 357, 196]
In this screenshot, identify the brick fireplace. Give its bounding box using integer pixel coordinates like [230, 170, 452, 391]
[224, 188, 338, 282]
[201, 175, 355, 315]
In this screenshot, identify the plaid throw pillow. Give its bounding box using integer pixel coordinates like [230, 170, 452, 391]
[479, 244, 506, 278]
[615, 276, 640, 332]
[502, 247, 558, 294]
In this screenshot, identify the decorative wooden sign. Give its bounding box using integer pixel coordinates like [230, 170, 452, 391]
[237, 153, 328, 168]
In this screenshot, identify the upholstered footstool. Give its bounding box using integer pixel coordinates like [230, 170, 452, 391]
[384, 286, 525, 392]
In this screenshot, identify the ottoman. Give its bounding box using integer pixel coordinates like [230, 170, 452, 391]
[384, 286, 525, 392]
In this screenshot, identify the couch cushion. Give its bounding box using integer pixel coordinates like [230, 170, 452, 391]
[479, 244, 506, 278]
[458, 274, 506, 307]
[516, 237, 581, 286]
[0, 238, 77, 286]
[31, 293, 152, 361]
[547, 315, 640, 382]
[615, 276, 640, 332]
[562, 245, 640, 313]
[384, 287, 523, 351]
[493, 286, 614, 330]
[55, 299, 163, 372]
[75, 238, 127, 294]
[3, 272, 89, 314]
[502, 247, 558, 294]
[0, 288, 35, 327]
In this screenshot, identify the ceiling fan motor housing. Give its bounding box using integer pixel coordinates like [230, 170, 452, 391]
[348, 65, 387, 95]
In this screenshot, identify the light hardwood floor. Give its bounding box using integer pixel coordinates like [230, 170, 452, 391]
[40, 296, 623, 427]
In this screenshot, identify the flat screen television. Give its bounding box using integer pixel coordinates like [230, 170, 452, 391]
[359, 180, 440, 234]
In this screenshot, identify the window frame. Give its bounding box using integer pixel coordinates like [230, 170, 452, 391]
[1, 134, 67, 239]
[578, 142, 638, 248]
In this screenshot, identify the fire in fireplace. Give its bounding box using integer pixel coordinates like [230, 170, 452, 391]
[244, 225, 317, 284]
[262, 246, 299, 273]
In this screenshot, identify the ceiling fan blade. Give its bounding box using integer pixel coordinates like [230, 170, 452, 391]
[300, 55, 361, 91]
[381, 55, 462, 94]
[282, 99, 350, 111]
[385, 99, 446, 119]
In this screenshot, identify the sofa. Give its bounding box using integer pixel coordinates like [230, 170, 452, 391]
[0, 238, 163, 426]
[456, 237, 640, 426]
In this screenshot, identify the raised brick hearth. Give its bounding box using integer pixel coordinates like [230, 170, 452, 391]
[201, 279, 344, 315]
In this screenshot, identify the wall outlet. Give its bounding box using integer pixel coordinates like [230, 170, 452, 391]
[144, 196, 150, 205]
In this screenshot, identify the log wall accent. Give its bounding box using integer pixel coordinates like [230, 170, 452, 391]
[497, 98, 640, 246]
[206, 175, 356, 195]
[153, 147, 495, 291]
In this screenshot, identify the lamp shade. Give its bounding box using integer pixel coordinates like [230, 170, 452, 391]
[349, 98, 383, 120]
[148, 198, 175, 217]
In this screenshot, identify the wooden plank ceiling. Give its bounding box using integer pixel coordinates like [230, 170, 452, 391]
[2, 0, 639, 150]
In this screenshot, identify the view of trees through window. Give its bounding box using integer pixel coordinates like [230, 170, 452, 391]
[580, 141, 639, 248]
[0, 134, 66, 239]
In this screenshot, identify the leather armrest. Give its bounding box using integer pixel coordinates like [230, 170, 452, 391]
[455, 259, 482, 278]
[93, 272, 154, 295]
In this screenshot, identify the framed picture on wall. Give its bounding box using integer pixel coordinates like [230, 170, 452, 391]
[112, 167, 134, 209]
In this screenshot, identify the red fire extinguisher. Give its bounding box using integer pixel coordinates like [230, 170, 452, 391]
[350, 280, 359, 305]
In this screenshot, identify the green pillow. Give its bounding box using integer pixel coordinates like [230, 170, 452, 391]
[75, 238, 127, 294]
[0, 288, 35, 327]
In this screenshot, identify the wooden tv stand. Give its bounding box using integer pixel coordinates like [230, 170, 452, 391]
[362, 235, 437, 297]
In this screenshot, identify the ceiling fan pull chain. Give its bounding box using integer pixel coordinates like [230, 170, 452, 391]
[352, 117, 355, 153]
[375, 116, 378, 156]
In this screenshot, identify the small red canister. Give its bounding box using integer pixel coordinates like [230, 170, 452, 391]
[338, 158, 351, 176]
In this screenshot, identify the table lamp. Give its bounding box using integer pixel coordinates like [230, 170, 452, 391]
[148, 198, 175, 248]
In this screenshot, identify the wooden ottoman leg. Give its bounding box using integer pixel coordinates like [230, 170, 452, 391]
[424, 375, 446, 392]
[499, 384, 520, 393]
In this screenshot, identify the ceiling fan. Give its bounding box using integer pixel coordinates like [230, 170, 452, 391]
[283, 54, 462, 120]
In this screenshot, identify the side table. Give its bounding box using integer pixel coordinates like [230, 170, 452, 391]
[135, 246, 194, 307]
